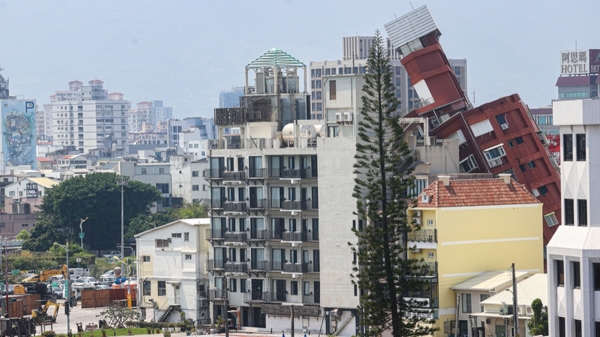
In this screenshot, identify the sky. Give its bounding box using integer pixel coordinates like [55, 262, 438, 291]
[0, 0, 597, 119]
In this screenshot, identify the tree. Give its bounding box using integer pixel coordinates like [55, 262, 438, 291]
[527, 298, 548, 336]
[97, 302, 140, 328]
[16, 229, 30, 241]
[125, 202, 208, 238]
[351, 31, 436, 337]
[22, 218, 63, 252]
[39, 173, 161, 250]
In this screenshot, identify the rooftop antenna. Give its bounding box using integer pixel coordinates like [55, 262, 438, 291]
[575, 39, 578, 50]
[472, 89, 476, 106]
[409, 1, 414, 10]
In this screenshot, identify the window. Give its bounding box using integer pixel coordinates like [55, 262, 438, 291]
[480, 294, 490, 312]
[428, 252, 434, 258]
[564, 134, 573, 161]
[556, 260, 564, 286]
[573, 261, 580, 288]
[192, 185, 199, 191]
[515, 136, 524, 144]
[544, 212, 559, 227]
[565, 199, 574, 225]
[313, 250, 320, 271]
[290, 281, 298, 295]
[484, 145, 506, 160]
[527, 161, 536, 169]
[184, 232, 189, 241]
[172, 233, 182, 238]
[303, 281, 310, 295]
[507, 140, 514, 147]
[329, 81, 336, 100]
[576, 134, 586, 161]
[156, 239, 169, 248]
[328, 126, 339, 137]
[459, 155, 478, 173]
[539, 185, 548, 196]
[575, 319, 582, 337]
[461, 293, 472, 313]
[578, 199, 587, 226]
[240, 279, 247, 293]
[192, 171, 199, 177]
[185, 254, 192, 260]
[141, 168, 147, 174]
[158, 281, 166, 296]
[142, 255, 150, 262]
[594, 263, 600, 290]
[558, 317, 565, 337]
[519, 164, 526, 172]
[454, 66, 461, 75]
[495, 114, 507, 126]
[156, 183, 169, 193]
[143, 281, 151, 296]
[230, 278, 237, 292]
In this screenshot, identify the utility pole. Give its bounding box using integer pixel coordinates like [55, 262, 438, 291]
[4, 240, 8, 318]
[117, 176, 129, 276]
[290, 305, 295, 337]
[512, 263, 519, 337]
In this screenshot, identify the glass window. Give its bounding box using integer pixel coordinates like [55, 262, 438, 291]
[515, 136, 524, 144]
[565, 199, 574, 225]
[593, 263, 600, 290]
[573, 261, 580, 288]
[578, 199, 587, 226]
[290, 281, 298, 295]
[158, 281, 166, 296]
[143, 281, 151, 296]
[331, 68, 336, 75]
[461, 293, 472, 313]
[315, 69, 321, 77]
[556, 260, 564, 286]
[576, 134, 586, 161]
[329, 80, 336, 100]
[564, 134, 573, 161]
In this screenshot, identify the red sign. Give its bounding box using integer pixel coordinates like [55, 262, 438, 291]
[590, 49, 600, 74]
[547, 134, 560, 165]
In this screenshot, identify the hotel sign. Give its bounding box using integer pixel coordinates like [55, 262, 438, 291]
[560, 50, 589, 75]
[589, 49, 600, 74]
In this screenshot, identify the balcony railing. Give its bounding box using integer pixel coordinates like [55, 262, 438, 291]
[307, 230, 319, 242]
[207, 228, 226, 240]
[270, 261, 284, 271]
[245, 229, 268, 242]
[203, 168, 223, 179]
[210, 199, 224, 209]
[268, 291, 287, 302]
[207, 259, 225, 271]
[224, 232, 247, 243]
[282, 263, 309, 273]
[248, 260, 268, 272]
[223, 201, 247, 213]
[302, 294, 319, 305]
[249, 199, 266, 209]
[244, 291, 268, 303]
[420, 262, 438, 276]
[282, 231, 308, 242]
[223, 171, 246, 181]
[408, 229, 437, 242]
[248, 168, 266, 178]
[225, 262, 248, 273]
[281, 201, 307, 211]
[209, 289, 226, 301]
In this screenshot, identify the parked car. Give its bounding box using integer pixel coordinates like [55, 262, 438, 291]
[72, 277, 98, 288]
[102, 251, 122, 259]
[95, 285, 111, 290]
[52, 286, 63, 299]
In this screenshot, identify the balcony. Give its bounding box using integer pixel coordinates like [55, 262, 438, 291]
[209, 199, 224, 210]
[223, 171, 246, 182]
[209, 289, 226, 301]
[281, 200, 307, 212]
[420, 262, 438, 276]
[271, 168, 318, 180]
[223, 201, 247, 213]
[248, 199, 266, 210]
[407, 229, 437, 242]
[248, 260, 268, 272]
[244, 290, 268, 304]
[282, 231, 308, 242]
[224, 232, 247, 243]
[207, 259, 225, 272]
[302, 294, 320, 305]
[207, 228, 225, 243]
[248, 168, 266, 179]
[225, 262, 248, 273]
[268, 291, 287, 303]
[203, 169, 223, 180]
[245, 230, 268, 244]
[270, 261, 284, 272]
[282, 263, 309, 273]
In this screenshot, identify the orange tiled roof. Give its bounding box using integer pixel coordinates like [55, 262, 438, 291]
[415, 178, 539, 208]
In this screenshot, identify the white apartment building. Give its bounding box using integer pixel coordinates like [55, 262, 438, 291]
[152, 100, 173, 124]
[170, 155, 210, 205]
[36, 109, 53, 141]
[116, 161, 173, 209]
[135, 218, 211, 323]
[129, 101, 155, 133]
[547, 98, 600, 336]
[50, 80, 131, 154]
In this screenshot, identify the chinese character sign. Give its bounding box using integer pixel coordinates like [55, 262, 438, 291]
[1, 100, 36, 168]
[560, 50, 589, 75]
[590, 49, 600, 74]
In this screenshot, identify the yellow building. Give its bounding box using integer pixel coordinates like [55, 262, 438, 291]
[408, 174, 544, 337]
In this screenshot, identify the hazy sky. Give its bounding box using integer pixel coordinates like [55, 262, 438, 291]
[0, 0, 597, 119]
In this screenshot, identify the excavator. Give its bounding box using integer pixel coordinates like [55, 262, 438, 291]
[31, 299, 60, 326]
[14, 265, 68, 300]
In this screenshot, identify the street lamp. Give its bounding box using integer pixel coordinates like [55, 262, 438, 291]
[79, 217, 88, 248]
[53, 242, 71, 334]
[116, 175, 129, 276]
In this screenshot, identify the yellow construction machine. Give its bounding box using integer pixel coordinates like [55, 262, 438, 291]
[31, 299, 60, 325]
[14, 265, 68, 299]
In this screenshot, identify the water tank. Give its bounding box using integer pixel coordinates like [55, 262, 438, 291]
[314, 125, 323, 137]
[299, 125, 317, 141]
[281, 123, 295, 143]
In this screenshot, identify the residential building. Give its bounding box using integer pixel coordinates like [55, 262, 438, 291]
[135, 218, 211, 323]
[129, 102, 155, 133]
[167, 118, 216, 147]
[36, 109, 53, 141]
[152, 100, 172, 124]
[547, 98, 600, 336]
[0, 69, 37, 172]
[219, 87, 244, 108]
[56, 154, 92, 170]
[455, 273, 548, 337]
[170, 155, 209, 205]
[49, 80, 130, 154]
[385, 5, 561, 246]
[116, 161, 173, 209]
[409, 175, 544, 337]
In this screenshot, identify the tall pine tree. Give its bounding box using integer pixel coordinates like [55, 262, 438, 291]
[351, 31, 437, 337]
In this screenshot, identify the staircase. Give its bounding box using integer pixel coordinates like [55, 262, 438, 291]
[158, 304, 181, 322]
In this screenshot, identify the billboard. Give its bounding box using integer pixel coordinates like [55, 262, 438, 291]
[1, 100, 36, 168]
[590, 49, 600, 74]
[560, 50, 589, 75]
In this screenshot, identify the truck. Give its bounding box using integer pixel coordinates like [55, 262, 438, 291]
[14, 265, 68, 300]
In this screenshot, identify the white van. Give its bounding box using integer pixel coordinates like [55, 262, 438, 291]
[69, 268, 91, 279]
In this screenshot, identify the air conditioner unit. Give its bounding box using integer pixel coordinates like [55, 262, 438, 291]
[414, 218, 422, 225]
[413, 210, 422, 217]
[500, 123, 509, 130]
[488, 157, 503, 168]
[335, 113, 343, 123]
[531, 189, 540, 197]
[344, 112, 353, 123]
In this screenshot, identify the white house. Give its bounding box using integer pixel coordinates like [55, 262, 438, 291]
[4, 177, 58, 214]
[135, 218, 211, 324]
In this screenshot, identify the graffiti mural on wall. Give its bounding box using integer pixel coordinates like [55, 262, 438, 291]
[1, 101, 36, 168]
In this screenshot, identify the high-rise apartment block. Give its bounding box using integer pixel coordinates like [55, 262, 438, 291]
[219, 87, 245, 108]
[49, 80, 130, 154]
[152, 100, 172, 123]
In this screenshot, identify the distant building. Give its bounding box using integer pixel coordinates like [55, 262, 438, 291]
[152, 100, 172, 124]
[36, 109, 53, 141]
[167, 117, 215, 147]
[49, 80, 131, 154]
[219, 86, 244, 108]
